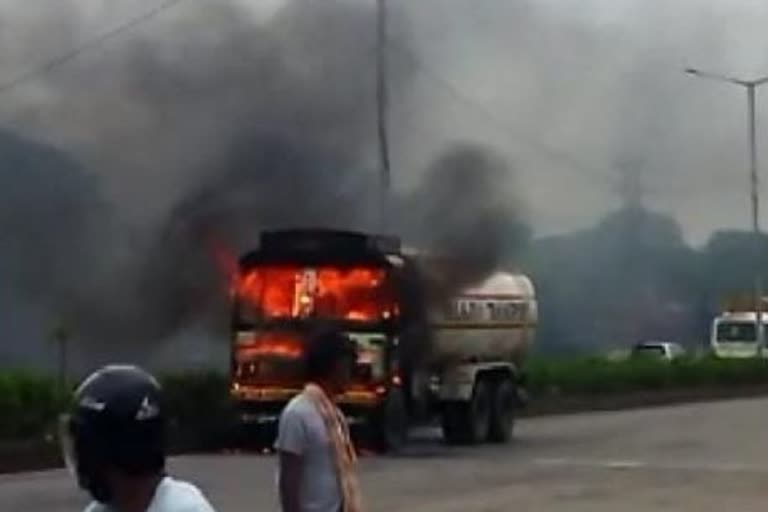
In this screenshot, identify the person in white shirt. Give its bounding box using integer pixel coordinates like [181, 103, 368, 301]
[60, 365, 217, 512]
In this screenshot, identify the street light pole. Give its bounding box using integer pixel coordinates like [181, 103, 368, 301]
[748, 84, 759, 238]
[686, 68, 768, 357]
[747, 85, 764, 358]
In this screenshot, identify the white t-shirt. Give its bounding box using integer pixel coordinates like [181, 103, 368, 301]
[275, 392, 342, 512]
[83, 476, 216, 512]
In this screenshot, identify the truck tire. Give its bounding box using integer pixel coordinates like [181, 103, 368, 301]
[441, 379, 492, 445]
[440, 403, 464, 445]
[369, 389, 408, 453]
[488, 378, 516, 443]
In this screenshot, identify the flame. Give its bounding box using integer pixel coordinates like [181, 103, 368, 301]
[205, 232, 239, 295]
[236, 333, 304, 360]
[236, 266, 395, 322]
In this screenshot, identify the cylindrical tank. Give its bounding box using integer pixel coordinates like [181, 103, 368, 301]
[427, 272, 537, 367]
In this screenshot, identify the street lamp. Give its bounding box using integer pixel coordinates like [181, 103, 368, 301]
[686, 68, 768, 357]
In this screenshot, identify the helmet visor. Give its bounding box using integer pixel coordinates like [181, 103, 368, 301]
[58, 414, 78, 477]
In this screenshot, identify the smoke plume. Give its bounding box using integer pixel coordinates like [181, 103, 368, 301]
[401, 143, 528, 292]
[0, 0, 527, 368]
[9, 0, 765, 361]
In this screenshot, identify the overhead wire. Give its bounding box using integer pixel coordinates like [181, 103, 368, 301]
[386, 37, 614, 184]
[0, 0, 189, 96]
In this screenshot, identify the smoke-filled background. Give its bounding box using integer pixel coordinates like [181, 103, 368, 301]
[3, 0, 768, 370]
[0, 0, 526, 371]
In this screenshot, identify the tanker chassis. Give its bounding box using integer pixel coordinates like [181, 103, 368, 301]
[229, 229, 537, 451]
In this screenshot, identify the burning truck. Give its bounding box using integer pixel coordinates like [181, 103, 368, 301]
[228, 229, 537, 451]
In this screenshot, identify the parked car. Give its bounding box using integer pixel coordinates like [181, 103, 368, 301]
[631, 341, 686, 361]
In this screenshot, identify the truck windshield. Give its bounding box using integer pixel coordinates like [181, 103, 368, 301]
[235, 265, 395, 324]
[716, 322, 757, 343]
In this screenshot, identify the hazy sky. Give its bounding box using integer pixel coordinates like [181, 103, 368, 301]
[3, 0, 768, 245]
[394, 0, 768, 244]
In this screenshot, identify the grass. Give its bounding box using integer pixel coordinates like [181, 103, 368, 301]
[3, 356, 768, 445]
[0, 372, 69, 441]
[161, 372, 235, 450]
[0, 371, 235, 449]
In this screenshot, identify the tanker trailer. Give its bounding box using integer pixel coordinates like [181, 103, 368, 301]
[400, 267, 537, 445]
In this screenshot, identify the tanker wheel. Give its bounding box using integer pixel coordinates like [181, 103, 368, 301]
[440, 403, 463, 445]
[369, 389, 409, 453]
[488, 378, 516, 443]
[441, 379, 492, 445]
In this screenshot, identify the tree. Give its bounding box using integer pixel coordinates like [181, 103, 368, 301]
[524, 206, 701, 352]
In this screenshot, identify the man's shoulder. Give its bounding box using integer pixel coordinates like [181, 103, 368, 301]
[83, 503, 108, 512]
[81, 478, 214, 512]
[276, 391, 323, 453]
[152, 477, 216, 511]
[281, 392, 316, 419]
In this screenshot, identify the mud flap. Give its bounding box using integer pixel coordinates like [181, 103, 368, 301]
[515, 373, 529, 408]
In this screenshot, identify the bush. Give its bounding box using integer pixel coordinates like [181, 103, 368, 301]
[525, 355, 768, 397]
[4, 357, 768, 446]
[0, 373, 68, 441]
[161, 372, 234, 450]
[0, 371, 234, 448]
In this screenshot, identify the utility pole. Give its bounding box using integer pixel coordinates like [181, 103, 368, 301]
[614, 157, 649, 345]
[52, 319, 70, 397]
[686, 68, 768, 357]
[376, 0, 391, 233]
[615, 156, 649, 210]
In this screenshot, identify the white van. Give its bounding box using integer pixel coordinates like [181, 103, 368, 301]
[710, 312, 767, 358]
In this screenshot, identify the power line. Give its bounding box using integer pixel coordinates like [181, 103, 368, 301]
[393, 41, 695, 199]
[388, 39, 613, 183]
[2, 0, 614, 190]
[0, 0, 189, 96]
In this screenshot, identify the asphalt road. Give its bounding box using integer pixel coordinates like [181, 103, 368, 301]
[4, 397, 768, 511]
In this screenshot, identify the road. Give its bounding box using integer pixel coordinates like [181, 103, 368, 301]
[4, 397, 768, 511]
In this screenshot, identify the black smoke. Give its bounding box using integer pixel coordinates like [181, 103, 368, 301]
[400, 143, 529, 294]
[0, 1, 528, 368]
[0, 128, 115, 368]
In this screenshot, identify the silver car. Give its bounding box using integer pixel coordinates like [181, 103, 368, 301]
[631, 341, 686, 361]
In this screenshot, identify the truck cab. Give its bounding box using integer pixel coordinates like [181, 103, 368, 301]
[229, 230, 406, 448]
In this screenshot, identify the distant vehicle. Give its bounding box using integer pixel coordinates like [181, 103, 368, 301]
[711, 312, 768, 359]
[631, 341, 685, 361]
[711, 295, 768, 359]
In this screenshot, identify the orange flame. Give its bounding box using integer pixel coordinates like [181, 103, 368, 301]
[236, 266, 396, 322]
[236, 333, 304, 360]
[205, 232, 239, 295]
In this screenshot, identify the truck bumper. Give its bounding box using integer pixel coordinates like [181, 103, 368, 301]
[234, 400, 375, 427]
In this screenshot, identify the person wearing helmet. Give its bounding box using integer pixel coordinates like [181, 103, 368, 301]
[60, 365, 217, 512]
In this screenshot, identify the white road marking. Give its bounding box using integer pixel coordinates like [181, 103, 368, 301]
[0, 468, 67, 484]
[605, 460, 647, 469]
[533, 457, 768, 474]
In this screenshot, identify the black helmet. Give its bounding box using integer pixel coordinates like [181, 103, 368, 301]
[60, 365, 166, 503]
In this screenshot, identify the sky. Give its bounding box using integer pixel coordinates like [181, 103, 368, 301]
[2, 0, 768, 368]
[2, 0, 768, 244]
[391, 0, 768, 244]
